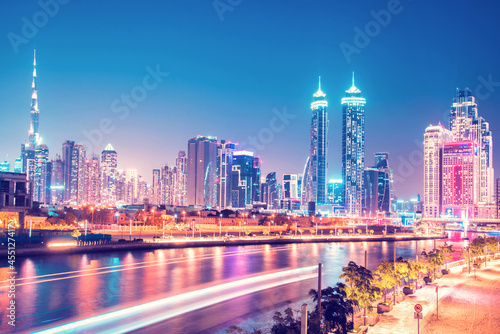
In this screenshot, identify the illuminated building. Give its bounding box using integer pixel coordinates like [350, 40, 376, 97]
[34, 144, 49, 203]
[0, 161, 10, 172]
[450, 88, 494, 204]
[0, 172, 32, 233]
[231, 151, 255, 208]
[174, 150, 188, 206]
[262, 172, 280, 210]
[423, 124, 452, 218]
[341, 73, 366, 215]
[70, 144, 86, 205]
[50, 154, 64, 204]
[21, 51, 40, 180]
[62, 140, 75, 202]
[363, 153, 393, 217]
[217, 140, 235, 209]
[283, 174, 299, 200]
[187, 135, 218, 207]
[152, 169, 161, 205]
[161, 165, 174, 205]
[252, 156, 261, 203]
[84, 155, 100, 205]
[100, 143, 118, 205]
[441, 141, 480, 217]
[303, 78, 328, 205]
[14, 158, 21, 173]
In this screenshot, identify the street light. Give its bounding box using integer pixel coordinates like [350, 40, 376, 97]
[90, 206, 94, 231]
[219, 213, 222, 237]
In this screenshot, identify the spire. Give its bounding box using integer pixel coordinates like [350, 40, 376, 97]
[346, 72, 361, 94]
[313, 76, 326, 98]
[28, 49, 39, 147]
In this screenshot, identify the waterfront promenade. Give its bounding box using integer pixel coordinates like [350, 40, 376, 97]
[370, 257, 500, 334]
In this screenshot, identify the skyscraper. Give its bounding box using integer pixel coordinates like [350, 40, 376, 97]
[423, 124, 453, 218]
[363, 153, 393, 217]
[341, 74, 366, 215]
[28, 50, 40, 148]
[101, 143, 118, 205]
[0, 161, 10, 172]
[161, 165, 175, 205]
[303, 78, 329, 205]
[441, 141, 480, 217]
[62, 140, 75, 202]
[231, 151, 255, 208]
[152, 169, 161, 205]
[450, 88, 494, 203]
[70, 144, 86, 204]
[21, 50, 40, 179]
[263, 172, 279, 210]
[84, 155, 100, 205]
[174, 150, 188, 206]
[217, 140, 235, 209]
[50, 154, 64, 204]
[187, 136, 218, 207]
[33, 144, 49, 203]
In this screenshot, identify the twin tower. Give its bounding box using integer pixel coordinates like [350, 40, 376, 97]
[303, 75, 366, 215]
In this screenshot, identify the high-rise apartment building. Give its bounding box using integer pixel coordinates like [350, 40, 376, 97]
[441, 141, 480, 217]
[101, 144, 118, 205]
[33, 144, 49, 203]
[341, 74, 366, 215]
[84, 155, 100, 205]
[423, 124, 452, 218]
[174, 150, 188, 206]
[152, 169, 161, 205]
[70, 144, 86, 204]
[217, 141, 235, 209]
[50, 155, 64, 204]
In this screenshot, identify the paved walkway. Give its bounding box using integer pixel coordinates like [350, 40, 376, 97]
[369, 260, 497, 334]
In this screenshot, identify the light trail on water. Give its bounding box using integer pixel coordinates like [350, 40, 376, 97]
[32, 266, 318, 334]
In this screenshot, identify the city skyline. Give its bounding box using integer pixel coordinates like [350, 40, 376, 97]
[2, 1, 500, 199]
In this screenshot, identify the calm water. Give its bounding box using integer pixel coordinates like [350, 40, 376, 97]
[0, 231, 489, 333]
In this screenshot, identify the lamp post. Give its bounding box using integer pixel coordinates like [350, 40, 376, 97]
[219, 214, 222, 237]
[129, 219, 132, 241]
[151, 208, 155, 235]
[90, 206, 94, 231]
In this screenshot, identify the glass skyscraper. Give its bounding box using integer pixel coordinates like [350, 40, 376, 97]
[303, 78, 328, 206]
[341, 74, 366, 215]
[187, 135, 218, 207]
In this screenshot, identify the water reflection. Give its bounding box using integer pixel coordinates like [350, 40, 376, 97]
[1, 232, 493, 333]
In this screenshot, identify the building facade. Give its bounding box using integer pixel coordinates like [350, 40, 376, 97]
[341, 74, 366, 215]
[187, 136, 218, 207]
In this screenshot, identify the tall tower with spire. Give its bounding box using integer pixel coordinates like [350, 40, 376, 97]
[21, 50, 40, 178]
[341, 73, 366, 215]
[303, 77, 329, 206]
[28, 49, 40, 147]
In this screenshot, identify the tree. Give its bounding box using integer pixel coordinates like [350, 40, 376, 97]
[357, 228, 362, 235]
[373, 261, 398, 303]
[270, 307, 301, 334]
[439, 243, 454, 268]
[369, 229, 374, 236]
[309, 282, 353, 334]
[340, 261, 381, 326]
[225, 326, 262, 334]
[298, 228, 304, 237]
[421, 249, 444, 279]
[71, 229, 81, 238]
[262, 229, 270, 236]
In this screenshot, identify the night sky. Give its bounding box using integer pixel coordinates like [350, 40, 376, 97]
[1, 0, 500, 199]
